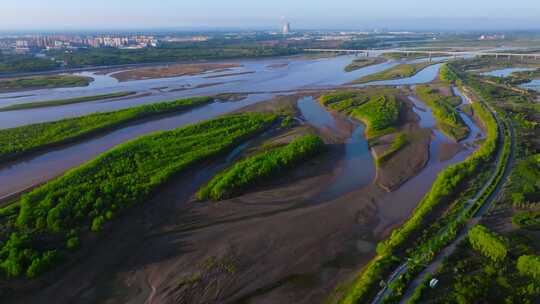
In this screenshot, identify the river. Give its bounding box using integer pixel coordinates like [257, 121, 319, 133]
[0, 54, 449, 201]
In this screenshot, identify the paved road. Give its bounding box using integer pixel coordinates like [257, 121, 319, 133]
[371, 86, 515, 304]
[397, 89, 516, 304]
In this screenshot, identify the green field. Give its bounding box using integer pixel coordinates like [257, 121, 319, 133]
[0, 75, 91, 92]
[415, 85, 470, 141]
[197, 134, 325, 201]
[0, 97, 214, 164]
[0, 91, 136, 111]
[351, 61, 435, 84]
[0, 113, 276, 278]
[350, 95, 403, 139]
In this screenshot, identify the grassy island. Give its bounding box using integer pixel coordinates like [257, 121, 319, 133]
[0, 113, 276, 278]
[197, 134, 325, 201]
[0, 91, 136, 111]
[351, 61, 435, 84]
[0, 96, 214, 164]
[344, 58, 385, 72]
[415, 85, 470, 141]
[350, 95, 403, 139]
[0, 75, 91, 92]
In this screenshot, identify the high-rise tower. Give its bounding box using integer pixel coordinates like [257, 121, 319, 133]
[282, 21, 291, 35]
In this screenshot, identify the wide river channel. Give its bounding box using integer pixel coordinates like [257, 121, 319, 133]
[0, 55, 479, 207]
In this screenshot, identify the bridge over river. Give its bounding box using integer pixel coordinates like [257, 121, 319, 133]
[305, 48, 540, 61]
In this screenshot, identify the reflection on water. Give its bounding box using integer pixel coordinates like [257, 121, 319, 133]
[360, 63, 444, 87]
[375, 87, 485, 234]
[481, 67, 535, 78]
[297, 97, 375, 201]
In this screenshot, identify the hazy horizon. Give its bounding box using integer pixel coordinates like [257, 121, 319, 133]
[2, 0, 540, 31]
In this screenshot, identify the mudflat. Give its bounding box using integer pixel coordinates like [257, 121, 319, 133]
[110, 63, 242, 81]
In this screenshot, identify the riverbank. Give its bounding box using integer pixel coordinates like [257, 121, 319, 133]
[110, 63, 242, 82]
[0, 74, 92, 93]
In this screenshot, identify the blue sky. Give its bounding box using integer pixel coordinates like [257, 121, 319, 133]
[2, 0, 540, 30]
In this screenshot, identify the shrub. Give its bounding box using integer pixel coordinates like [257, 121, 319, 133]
[517, 255, 540, 279]
[468, 225, 508, 263]
[351, 95, 402, 138]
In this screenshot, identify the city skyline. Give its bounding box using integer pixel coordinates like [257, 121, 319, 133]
[1, 0, 540, 31]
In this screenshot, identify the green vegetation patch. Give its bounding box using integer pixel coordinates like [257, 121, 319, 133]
[351, 61, 434, 84]
[517, 255, 540, 279]
[0, 55, 60, 74]
[512, 211, 540, 230]
[197, 134, 324, 201]
[0, 75, 91, 92]
[350, 95, 402, 139]
[377, 133, 409, 164]
[320, 91, 369, 112]
[468, 225, 508, 263]
[0, 113, 276, 278]
[415, 85, 470, 141]
[0, 97, 214, 164]
[508, 154, 540, 208]
[0, 91, 136, 111]
[344, 58, 383, 72]
[439, 63, 460, 84]
[412, 232, 540, 303]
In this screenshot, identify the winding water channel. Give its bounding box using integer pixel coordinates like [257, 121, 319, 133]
[293, 83, 483, 211]
[0, 54, 477, 207]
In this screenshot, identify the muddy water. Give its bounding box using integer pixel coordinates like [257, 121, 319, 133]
[0, 55, 449, 129]
[360, 63, 444, 87]
[0, 54, 452, 202]
[0, 94, 273, 199]
[297, 96, 375, 200]
[0, 55, 403, 128]
[374, 91, 484, 234]
[452, 86, 483, 144]
[0, 55, 445, 201]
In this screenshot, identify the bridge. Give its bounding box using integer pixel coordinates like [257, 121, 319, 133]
[304, 48, 540, 61]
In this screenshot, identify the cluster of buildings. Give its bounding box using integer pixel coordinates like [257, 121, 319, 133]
[479, 34, 506, 40]
[0, 34, 161, 55]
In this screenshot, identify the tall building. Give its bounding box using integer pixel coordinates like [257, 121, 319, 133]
[282, 21, 291, 35]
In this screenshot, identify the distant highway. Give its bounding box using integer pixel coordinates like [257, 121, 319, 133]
[305, 48, 540, 60]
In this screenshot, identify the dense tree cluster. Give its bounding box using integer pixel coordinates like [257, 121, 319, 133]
[415, 85, 469, 141]
[0, 96, 213, 164]
[439, 63, 460, 84]
[320, 92, 369, 113]
[468, 225, 508, 262]
[510, 154, 540, 207]
[197, 134, 324, 201]
[0, 55, 60, 74]
[0, 113, 276, 278]
[351, 95, 402, 138]
[517, 255, 540, 279]
[52, 45, 300, 68]
[0, 75, 90, 92]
